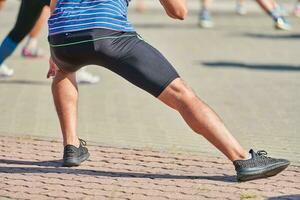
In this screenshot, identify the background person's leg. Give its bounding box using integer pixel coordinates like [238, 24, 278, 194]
[294, 0, 300, 17]
[256, 0, 291, 30]
[0, 0, 45, 76]
[236, 0, 247, 15]
[22, 6, 50, 58]
[136, 0, 146, 13]
[158, 78, 248, 161]
[199, 0, 214, 28]
[0, 0, 5, 10]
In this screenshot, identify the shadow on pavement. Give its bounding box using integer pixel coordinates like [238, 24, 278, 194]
[0, 159, 236, 183]
[243, 33, 300, 40]
[0, 159, 61, 167]
[267, 194, 300, 200]
[0, 79, 50, 85]
[202, 61, 300, 72]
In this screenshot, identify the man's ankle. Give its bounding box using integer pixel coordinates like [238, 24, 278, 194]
[232, 150, 249, 161]
[63, 138, 80, 148]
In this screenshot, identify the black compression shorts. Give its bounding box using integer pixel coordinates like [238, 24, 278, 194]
[48, 29, 179, 97]
[9, 0, 50, 43]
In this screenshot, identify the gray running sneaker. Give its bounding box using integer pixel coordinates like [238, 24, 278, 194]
[233, 149, 290, 182]
[63, 139, 90, 167]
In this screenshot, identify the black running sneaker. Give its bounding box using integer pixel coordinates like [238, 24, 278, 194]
[63, 139, 90, 167]
[233, 149, 290, 182]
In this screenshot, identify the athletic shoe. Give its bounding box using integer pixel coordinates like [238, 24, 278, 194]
[236, 4, 247, 15]
[233, 149, 290, 182]
[76, 69, 100, 84]
[274, 17, 291, 31]
[198, 9, 214, 28]
[63, 139, 90, 167]
[21, 47, 45, 58]
[0, 64, 14, 77]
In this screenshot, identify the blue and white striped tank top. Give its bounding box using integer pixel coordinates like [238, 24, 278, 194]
[48, 0, 135, 35]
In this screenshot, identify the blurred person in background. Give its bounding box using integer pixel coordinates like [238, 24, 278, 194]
[199, 0, 291, 30]
[136, 0, 146, 13]
[236, 0, 248, 15]
[0, 0, 47, 60]
[0, 0, 99, 84]
[295, 0, 300, 16]
[0, 0, 5, 10]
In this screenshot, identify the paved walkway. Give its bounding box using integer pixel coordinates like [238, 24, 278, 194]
[0, 1, 300, 198]
[0, 0, 299, 163]
[0, 136, 299, 200]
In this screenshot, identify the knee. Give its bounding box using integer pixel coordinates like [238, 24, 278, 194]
[159, 78, 197, 111]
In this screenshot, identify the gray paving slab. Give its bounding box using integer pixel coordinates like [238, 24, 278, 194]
[0, 0, 299, 164]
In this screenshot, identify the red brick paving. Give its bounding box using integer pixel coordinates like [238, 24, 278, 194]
[0, 136, 299, 200]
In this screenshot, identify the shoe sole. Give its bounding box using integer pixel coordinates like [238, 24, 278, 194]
[237, 162, 289, 182]
[63, 152, 90, 167]
[0, 74, 14, 78]
[275, 24, 291, 31]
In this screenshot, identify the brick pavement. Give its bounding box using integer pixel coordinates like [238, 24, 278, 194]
[0, 136, 299, 200]
[1, 0, 299, 163]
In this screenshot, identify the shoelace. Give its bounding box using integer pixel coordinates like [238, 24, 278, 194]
[79, 138, 87, 147]
[257, 150, 269, 158]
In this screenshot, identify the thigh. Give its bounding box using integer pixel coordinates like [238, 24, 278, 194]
[97, 35, 180, 97]
[8, 0, 45, 43]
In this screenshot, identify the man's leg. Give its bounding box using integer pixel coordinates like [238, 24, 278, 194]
[51, 69, 89, 166]
[52, 70, 80, 147]
[158, 78, 247, 161]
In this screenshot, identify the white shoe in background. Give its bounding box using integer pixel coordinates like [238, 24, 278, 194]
[76, 68, 100, 84]
[0, 64, 14, 77]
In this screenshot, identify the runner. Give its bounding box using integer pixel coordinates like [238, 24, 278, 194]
[294, 0, 300, 16]
[0, 0, 99, 83]
[236, 0, 247, 15]
[47, 0, 290, 182]
[199, 0, 291, 30]
[21, 6, 50, 58]
[136, 0, 146, 13]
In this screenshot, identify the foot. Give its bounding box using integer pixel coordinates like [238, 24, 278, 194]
[0, 64, 14, 77]
[233, 149, 290, 182]
[21, 47, 45, 58]
[274, 17, 291, 31]
[63, 139, 90, 167]
[198, 9, 214, 28]
[76, 69, 100, 84]
[236, 4, 247, 15]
